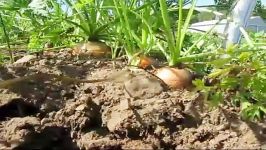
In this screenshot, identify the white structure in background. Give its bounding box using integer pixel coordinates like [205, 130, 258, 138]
[189, 16, 266, 34]
[226, 0, 257, 46]
[247, 16, 266, 32]
[189, 0, 265, 47]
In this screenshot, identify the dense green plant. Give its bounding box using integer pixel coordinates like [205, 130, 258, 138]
[107, 0, 215, 66]
[0, 0, 55, 54]
[0, 0, 217, 64]
[111, 0, 222, 66]
[0, 0, 116, 55]
[62, 0, 114, 42]
[156, 0, 223, 66]
[0, 0, 32, 62]
[181, 32, 223, 72]
[193, 32, 266, 121]
[0, 12, 14, 62]
[157, 0, 197, 66]
[109, 0, 159, 64]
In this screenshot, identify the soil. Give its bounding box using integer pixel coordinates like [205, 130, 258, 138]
[0, 49, 265, 150]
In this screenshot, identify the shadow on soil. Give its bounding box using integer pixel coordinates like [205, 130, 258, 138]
[0, 98, 39, 121]
[13, 126, 79, 150]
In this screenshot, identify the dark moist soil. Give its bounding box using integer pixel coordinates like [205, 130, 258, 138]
[0, 49, 265, 150]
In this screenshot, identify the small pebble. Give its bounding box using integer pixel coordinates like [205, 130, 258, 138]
[75, 104, 87, 111]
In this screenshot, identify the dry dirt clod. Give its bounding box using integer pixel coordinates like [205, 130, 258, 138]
[107, 69, 135, 83]
[122, 140, 154, 149]
[0, 117, 40, 148]
[78, 137, 122, 150]
[124, 76, 164, 99]
[13, 55, 36, 64]
[75, 104, 87, 111]
[102, 96, 184, 138]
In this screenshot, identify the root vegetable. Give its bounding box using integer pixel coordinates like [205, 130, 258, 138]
[155, 67, 192, 89]
[72, 41, 111, 57]
[138, 56, 154, 69]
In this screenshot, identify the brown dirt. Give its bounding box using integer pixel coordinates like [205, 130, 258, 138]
[0, 49, 265, 150]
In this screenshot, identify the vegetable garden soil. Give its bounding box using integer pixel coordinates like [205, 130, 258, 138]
[0, 49, 265, 150]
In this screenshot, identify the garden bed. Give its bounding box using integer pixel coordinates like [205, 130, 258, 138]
[0, 50, 265, 150]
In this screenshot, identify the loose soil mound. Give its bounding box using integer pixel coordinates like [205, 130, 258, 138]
[0, 50, 265, 150]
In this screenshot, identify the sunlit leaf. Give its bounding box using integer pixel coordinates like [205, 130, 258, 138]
[209, 57, 231, 68]
[220, 77, 238, 89]
[208, 68, 231, 78]
[238, 52, 251, 62]
[241, 101, 251, 110]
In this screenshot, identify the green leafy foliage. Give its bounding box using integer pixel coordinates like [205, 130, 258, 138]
[110, 0, 159, 63]
[0, 0, 224, 65]
[193, 32, 266, 121]
[158, 0, 198, 66]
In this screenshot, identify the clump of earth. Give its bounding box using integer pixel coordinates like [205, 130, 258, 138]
[0, 49, 265, 150]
